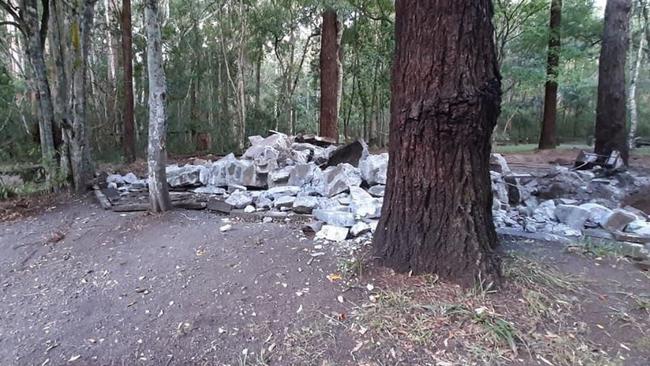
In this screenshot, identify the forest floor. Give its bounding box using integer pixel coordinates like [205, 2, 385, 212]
[1, 149, 650, 365]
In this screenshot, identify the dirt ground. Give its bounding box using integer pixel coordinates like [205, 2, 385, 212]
[1, 148, 650, 365]
[1, 196, 649, 365]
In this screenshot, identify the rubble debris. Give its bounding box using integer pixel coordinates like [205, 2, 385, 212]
[96, 132, 650, 252]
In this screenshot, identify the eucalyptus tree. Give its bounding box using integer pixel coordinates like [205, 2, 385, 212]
[145, 0, 172, 212]
[373, 0, 502, 286]
[594, 0, 632, 164]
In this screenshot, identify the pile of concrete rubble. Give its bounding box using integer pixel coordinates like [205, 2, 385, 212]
[97, 133, 650, 256]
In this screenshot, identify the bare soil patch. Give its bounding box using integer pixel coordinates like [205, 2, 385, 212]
[1, 197, 649, 365]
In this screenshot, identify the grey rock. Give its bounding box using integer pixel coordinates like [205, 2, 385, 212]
[316, 225, 350, 242]
[359, 153, 388, 186]
[349, 186, 382, 219]
[206, 154, 238, 187]
[107, 174, 126, 185]
[194, 186, 227, 195]
[243, 133, 292, 161]
[368, 185, 385, 197]
[320, 163, 362, 197]
[255, 195, 273, 210]
[603, 209, 638, 232]
[292, 196, 320, 214]
[269, 166, 294, 185]
[288, 163, 321, 187]
[225, 190, 253, 209]
[313, 209, 356, 227]
[166, 165, 203, 187]
[578, 203, 613, 226]
[228, 184, 247, 193]
[123, 172, 139, 184]
[350, 222, 371, 237]
[536, 167, 585, 199]
[554, 204, 590, 230]
[265, 186, 301, 200]
[274, 195, 296, 209]
[490, 153, 511, 174]
[302, 220, 324, 235]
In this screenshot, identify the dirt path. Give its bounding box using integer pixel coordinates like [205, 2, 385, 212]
[0, 197, 363, 365]
[1, 196, 649, 365]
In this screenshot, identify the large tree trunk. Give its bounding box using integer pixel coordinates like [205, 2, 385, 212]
[319, 9, 340, 143]
[372, 0, 502, 287]
[18, 0, 57, 183]
[122, 0, 136, 162]
[628, 12, 646, 149]
[145, 0, 171, 212]
[539, 0, 562, 150]
[49, 0, 73, 183]
[69, 0, 97, 191]
[594, 0, 631, 164]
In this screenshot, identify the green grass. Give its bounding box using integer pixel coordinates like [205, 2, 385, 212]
[493, 143, 650, 156]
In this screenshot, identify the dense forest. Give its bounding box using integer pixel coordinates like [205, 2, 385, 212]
[0, 0, 649, 168]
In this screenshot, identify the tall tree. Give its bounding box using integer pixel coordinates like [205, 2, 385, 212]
[69, 0, 98, 191]
[373, 0, 502, 286]
[319, 8, 341, 143]
[122, 0, 136, 162]
[145, 0, 171, 212]
[628, 0, 648, 149]
[1, 0, 57, 183]
[538, 0, 562, 149]
[594, 0, 631, 164]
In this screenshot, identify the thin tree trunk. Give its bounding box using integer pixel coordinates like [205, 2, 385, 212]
[49, 0, 72, 183]
[319, 9, 340, 142]
[539, 0, 562, 150]
[373, 0, 502, 286]
[628, 17, 646, 149]
[594, 0, 632, 164]
[105, 0, 116, 83]
[145, 0, 171, 212]
[122, 0, 136, 162]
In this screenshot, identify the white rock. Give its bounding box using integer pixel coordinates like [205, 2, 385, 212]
[316, 225, 350, 242]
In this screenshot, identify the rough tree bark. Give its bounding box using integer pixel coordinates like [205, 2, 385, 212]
[628, 2, 647, 149]
[145, 0, 171, 212]
[319, 8, 340, 143]
[49, 0, 72, 182]
[372, 0, 502, 286]
[68, 0, 97, 191]
[594, 0, 631, 164]
[122, 0, 136, 162]
[539, 0, 562, 150]
[5, 0, 58, 183]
